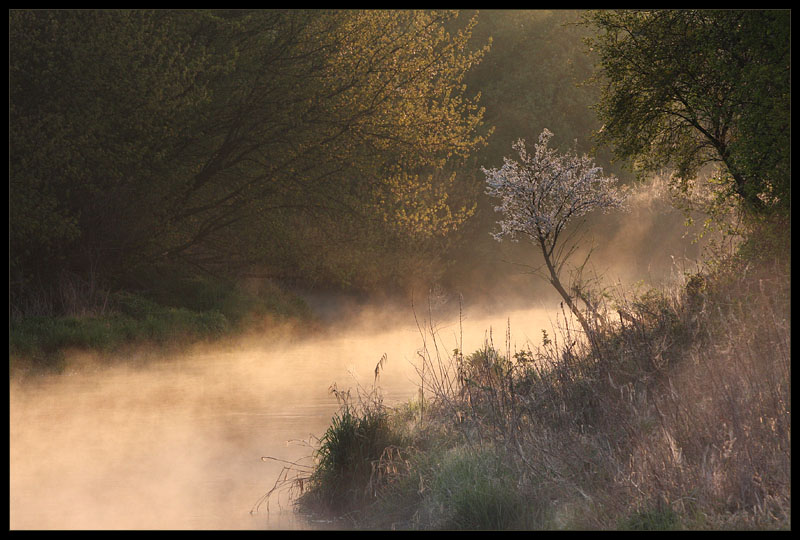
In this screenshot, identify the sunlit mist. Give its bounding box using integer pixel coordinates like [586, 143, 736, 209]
[9, 302, 555, 530]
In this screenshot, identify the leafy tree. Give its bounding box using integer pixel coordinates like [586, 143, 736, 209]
[10, 9, 219, 309]
[584, 9, 790, 216]
[10, 9, 491, 312]
[483, 129, 627, 338]
[160, 10, 489, 279]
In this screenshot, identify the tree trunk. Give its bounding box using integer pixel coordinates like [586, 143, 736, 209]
[539, 240, 593, 341]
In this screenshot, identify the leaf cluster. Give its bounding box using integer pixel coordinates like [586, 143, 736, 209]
[584, 9, 790, 216]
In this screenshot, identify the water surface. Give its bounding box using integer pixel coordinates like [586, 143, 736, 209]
[10, 305, 553, 529]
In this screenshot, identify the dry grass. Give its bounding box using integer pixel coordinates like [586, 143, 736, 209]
[268, 249, 789, 530]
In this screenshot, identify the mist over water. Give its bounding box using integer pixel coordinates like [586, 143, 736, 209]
[9, 175, 701, 530]
[9, 301, 555, 530]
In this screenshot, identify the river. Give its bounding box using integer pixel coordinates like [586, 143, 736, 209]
[9, 303, 555, 530]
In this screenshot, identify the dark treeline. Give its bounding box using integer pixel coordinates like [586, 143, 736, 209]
[10, 9, 490, 317]
[9, 9, 790, 321]
[588, 10, 790, 222]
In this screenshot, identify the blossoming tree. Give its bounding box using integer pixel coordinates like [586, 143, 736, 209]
[483, 128, 627, 339]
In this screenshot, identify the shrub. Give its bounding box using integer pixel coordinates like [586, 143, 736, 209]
[426, 446, 524, 530]
[298, 389, 407, 518]
[621, 502, 681, 531]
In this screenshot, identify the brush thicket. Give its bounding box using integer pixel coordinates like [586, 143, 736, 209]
[271, 250, 789, 530]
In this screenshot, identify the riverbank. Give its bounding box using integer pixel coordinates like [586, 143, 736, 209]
[9, 278, 315, 377]
[288, 251, 791, 530]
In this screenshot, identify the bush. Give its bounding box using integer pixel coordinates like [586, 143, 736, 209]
[426, 446, 524, 530]
[621, 502, 681, 531]
[298, 389, 407, 518]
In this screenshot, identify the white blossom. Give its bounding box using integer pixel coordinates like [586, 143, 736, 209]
[483, 129, 627, 250]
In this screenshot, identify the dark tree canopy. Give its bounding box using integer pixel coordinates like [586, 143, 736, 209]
[585, 10, 790, 216]
[10, 9, 491, 308]
[13, 9, 787, 318]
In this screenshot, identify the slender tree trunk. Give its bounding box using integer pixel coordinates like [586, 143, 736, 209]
[539, 240, 594, 343]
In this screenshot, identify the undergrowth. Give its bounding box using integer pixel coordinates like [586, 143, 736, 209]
[269, 244, 790, 530]
[297, 384, 409, 518]
[9, 276, 312, 375]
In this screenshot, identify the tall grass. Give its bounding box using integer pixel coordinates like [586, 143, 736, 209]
[296, 383, 409, 519]
[286, 251, 790, 530]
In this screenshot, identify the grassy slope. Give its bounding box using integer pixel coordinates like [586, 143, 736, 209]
[290, 242, 790, 530]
